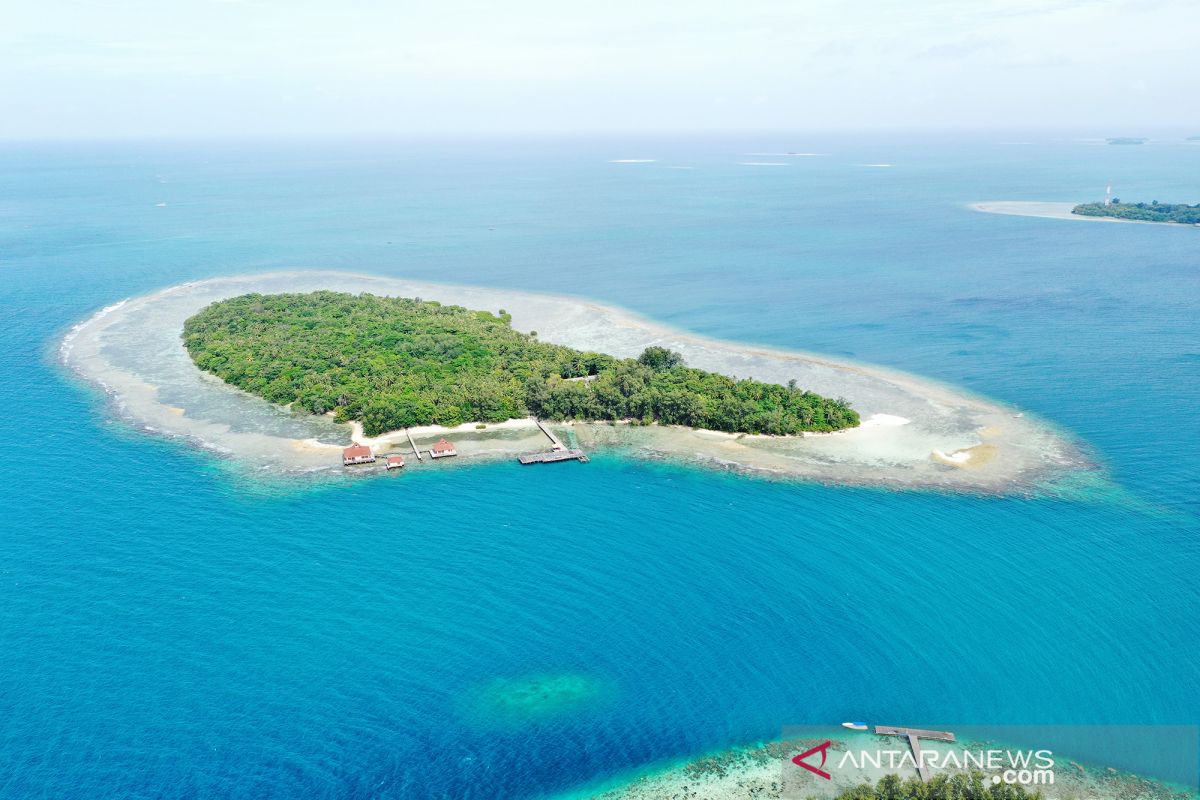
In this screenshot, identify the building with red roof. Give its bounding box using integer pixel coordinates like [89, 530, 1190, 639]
[342, 443, 375, 466]
[429, 438, 457, 458]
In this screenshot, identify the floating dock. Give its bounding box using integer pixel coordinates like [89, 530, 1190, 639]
[518, 448, 588, 465]
[874, 726, 955, 742]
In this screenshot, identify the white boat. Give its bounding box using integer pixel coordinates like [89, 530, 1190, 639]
[842, 721, 869, 731]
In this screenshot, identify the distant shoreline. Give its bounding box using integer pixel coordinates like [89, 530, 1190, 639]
[970, 201, 1196, 226]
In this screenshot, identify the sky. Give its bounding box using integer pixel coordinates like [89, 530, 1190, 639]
[2, 0, 1198, 138]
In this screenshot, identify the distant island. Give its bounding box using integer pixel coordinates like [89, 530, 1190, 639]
[1072, 200, 1200, 224]
[1106, 137, 1147, 145]
[182, 291, 860, 437]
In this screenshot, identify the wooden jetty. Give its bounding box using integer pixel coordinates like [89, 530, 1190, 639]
[535, 419, 566, 450]
[518, 448, 588, 465]
[874, 726, 955, 783]
[404, 429, 423, 461]
[519, 419, 588, 464]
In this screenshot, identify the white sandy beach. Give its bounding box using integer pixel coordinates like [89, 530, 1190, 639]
[59, 271, 1088, 492]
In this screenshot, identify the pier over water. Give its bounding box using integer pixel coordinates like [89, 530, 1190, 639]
[519, 420, 588, 465]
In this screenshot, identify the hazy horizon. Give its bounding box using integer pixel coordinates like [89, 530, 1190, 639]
[5, 0, 1199, 139]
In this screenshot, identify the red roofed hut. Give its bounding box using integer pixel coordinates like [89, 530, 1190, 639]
[429, 438, 458, 458]
[342, 443, 375, 466]
[385, 455, 406, 470]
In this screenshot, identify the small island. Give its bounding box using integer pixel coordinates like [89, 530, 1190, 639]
[182, 291, 860, 437]
[1072, 200, 1200, 224]
[64, 271, 1085, 489]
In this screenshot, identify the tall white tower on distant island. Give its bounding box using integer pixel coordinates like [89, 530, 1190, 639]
[1105, 182, 1113, 206]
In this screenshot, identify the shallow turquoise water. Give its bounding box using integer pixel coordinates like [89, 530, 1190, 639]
[1, 134, 1198, 798]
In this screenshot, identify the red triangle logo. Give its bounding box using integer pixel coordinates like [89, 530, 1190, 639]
[792, 740, 833, 780]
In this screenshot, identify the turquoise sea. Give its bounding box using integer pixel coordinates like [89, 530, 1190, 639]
[1, 134, 1198, 798]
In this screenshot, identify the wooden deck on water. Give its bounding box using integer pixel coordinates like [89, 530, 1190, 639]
[874, 726, 956, 783]
[535, 419, 566, 448]
[519, 420, 588, 464]
[518, 449, 588, 464]
[405, 430, 423, 461]
[874, 726, 955, 742]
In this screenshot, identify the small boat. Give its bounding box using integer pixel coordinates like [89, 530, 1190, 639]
[842, 721, 869, 731]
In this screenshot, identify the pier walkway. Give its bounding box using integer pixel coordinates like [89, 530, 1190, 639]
[874, 726, 955, 783]
[518, 449, 588, 465]
[535, 419, 565, 450]
[519, 419, 588, 465]
[405, 429, 423, 461]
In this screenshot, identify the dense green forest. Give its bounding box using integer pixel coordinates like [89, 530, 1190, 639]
[1072, 200, 1200, 224]
[833, 773, 1041, 800]
[182, 291, 859, 436]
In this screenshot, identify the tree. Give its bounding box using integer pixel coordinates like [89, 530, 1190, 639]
[637, 346, 685, 371]
[183, 292, 859, 436]
[833, 772, 1041, 800]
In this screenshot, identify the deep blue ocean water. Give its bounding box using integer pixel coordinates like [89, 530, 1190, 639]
[1, 134, 1197, 798]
